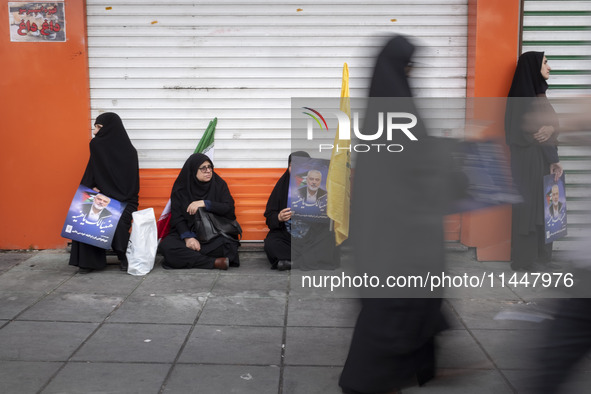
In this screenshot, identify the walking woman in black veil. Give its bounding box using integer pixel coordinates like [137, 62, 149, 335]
[505, 51, 562, 271]
[339, 36, 465, 393]
[69, 112, 140, 273]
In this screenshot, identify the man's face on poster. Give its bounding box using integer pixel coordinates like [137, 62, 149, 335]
[92, 194, 111, 211]
[551, 185, 560, 205]
[307, 170, 322, 192]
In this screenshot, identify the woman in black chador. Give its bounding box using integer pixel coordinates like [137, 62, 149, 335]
[339, 36, 464, 393]
[69, 112, 140, 273]
[505, 51, 562, 271]
[263, 151, 310, 270]
[159, 153, 239, 270]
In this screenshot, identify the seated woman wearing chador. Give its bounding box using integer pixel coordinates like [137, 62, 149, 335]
[159, 153, 239, 269]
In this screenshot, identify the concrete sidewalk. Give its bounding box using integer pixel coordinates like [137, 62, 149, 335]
[0, 247, 589, 393]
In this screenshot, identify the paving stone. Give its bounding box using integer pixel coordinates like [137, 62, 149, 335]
[109, 293, 203, 324]
[0, 361, 63, 393]
[503, 369, 591, 394]
[17, 293, 123, 322]
[211, 274, 288, 297]
[436, 330, 495, 370]
[404, 369, 514, 393]
[0, 321, 98, 361]
[287, 297, 359, 328]
[0, 291, 45, 320]
[133, 271, 218, 297]
[0, 251, 38, 274]
[178, 325, 283, 365]
[198, 296, 286, 326]
[54, 271, 144, 295]
[509, 283, 572, 301]
[284, 327, 353, 366]
[0, 270, 71, 293]
[447, 298, 546, 330]
[43, 362, 170, 394]
[72, 323, 190, 363]
[163, 364, 279, 394]
[469, 329, 539, 370]
[282, 366, 343, 394]
[9, 250, 72, 272]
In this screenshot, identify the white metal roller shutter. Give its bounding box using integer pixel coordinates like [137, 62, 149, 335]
[86, 1, 468, 169]
[522, 0, 591, 252]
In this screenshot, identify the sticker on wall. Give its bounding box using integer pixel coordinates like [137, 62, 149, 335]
[8, 2, 66, 42]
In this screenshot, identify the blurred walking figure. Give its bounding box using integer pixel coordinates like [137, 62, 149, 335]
[339, 35, 465, 394]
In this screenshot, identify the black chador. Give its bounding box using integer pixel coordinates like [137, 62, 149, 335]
[505, 51, 559, 270]
[158, 153, 240, 269]
[68, 112, 139, 271]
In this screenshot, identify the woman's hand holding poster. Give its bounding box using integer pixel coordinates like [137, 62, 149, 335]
[61, 185, 127, 249]
[544, 174, 567, 243]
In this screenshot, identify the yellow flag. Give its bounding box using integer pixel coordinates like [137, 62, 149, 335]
[327, 63, 351, 245]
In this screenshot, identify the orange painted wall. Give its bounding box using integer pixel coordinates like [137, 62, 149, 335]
[0, 0, 91, 249]
[461, 0, 521, 260]
[141, 167, 461, 242]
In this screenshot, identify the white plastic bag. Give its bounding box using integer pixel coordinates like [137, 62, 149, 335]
[126, 208, 158, 276]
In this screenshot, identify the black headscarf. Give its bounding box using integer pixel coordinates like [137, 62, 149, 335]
[368, 35, 414, 98]
[81, 112, 139, 203]
[264, 151, 310, 231]
[169, 153, 235, 234]
[507, 51, 548, 97]
[505, 51, 556, 147]
[364, 35, 428, 142]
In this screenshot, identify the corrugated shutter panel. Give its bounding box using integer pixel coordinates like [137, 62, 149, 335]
[522, 0, 591, 252]
[86, 1, 468, 169]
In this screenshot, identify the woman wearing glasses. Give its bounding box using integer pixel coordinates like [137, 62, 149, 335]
[159, 153, 239, 269]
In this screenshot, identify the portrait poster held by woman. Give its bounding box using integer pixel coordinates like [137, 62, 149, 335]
[263, 151, 310, 271]
[68, 112, 140, 273]
[505, 51, 563, 271]
[158, 153, 239, 270]
[339, 36, 466, 393]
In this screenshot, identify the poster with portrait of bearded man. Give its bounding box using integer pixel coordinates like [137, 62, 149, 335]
[544, 174, 567, 244]
[61, 185, 127, 249]
[288, 156, 330, 223]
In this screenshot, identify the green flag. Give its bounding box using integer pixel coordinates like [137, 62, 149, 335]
[194, 117, 217, 159]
